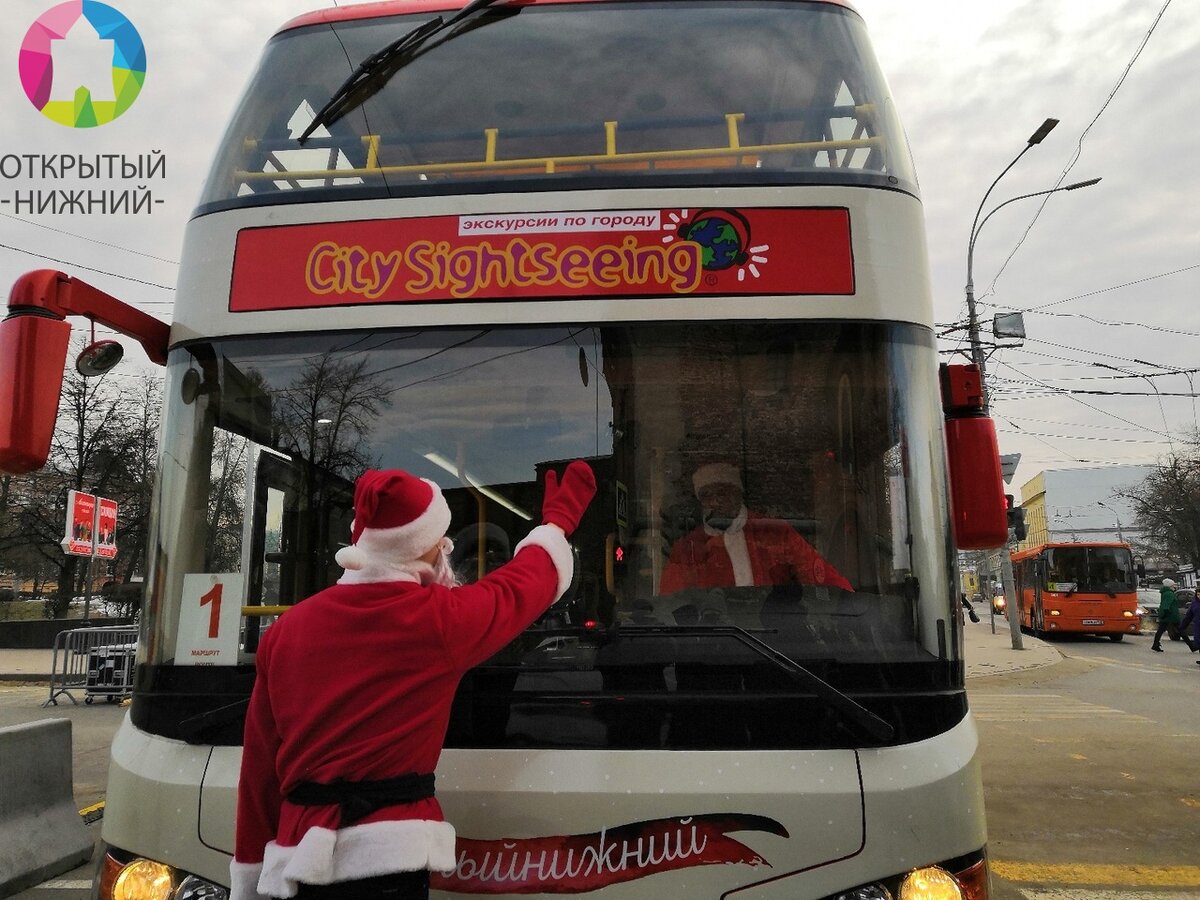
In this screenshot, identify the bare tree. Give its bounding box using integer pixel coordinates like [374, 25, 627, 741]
[0, 352, 164, 619]
[273, 353, 390, 478]
[1117, 449, 1200, 571]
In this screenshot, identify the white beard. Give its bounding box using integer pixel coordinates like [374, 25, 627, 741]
[336, 536, 461, 587]
[428, 537, 459, 588]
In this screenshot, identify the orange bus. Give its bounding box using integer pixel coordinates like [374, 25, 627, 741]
[1011, 542, 1141, 640]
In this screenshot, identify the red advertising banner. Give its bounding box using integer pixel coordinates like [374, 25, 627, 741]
[96, 497, 118, 560]
[62, 490, 96, 557]
[431, 813, 788, 894]
[230, 207, 853, 311]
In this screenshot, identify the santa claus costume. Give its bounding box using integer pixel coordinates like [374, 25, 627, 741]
[231, 462, 596, 900]
[660, 462, 852, 594]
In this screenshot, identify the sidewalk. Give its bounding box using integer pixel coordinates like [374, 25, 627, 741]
[0, 648, 56, 682]
[963, 613, 1063, 678]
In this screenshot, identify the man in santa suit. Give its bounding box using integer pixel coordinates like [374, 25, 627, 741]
[660, 462, 851, 595]
[231, 461, 596, 900]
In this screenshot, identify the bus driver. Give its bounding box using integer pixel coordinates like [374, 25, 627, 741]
[659, 462, 852, 595]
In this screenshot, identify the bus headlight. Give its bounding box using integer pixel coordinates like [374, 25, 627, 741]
[898, 866, 964, 899]
[832, 885, 893, 899]
[175, 875, 229, 899]
[101, 850, 229, 900]
[1048, 609, 1061, 616]
[1122, 610, 1134, 618]
[112, 859, 173, 900]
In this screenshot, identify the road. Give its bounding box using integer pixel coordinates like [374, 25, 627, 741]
[975, 628, 1200, 899]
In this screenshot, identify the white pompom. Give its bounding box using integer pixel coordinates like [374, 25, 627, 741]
[335, 544, 366, 571]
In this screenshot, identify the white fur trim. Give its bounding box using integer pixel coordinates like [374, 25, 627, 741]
[334, 544, 366, 570]
[514, 524, 575, 599]
[229, 860, 268, 900]
[258, 819, 457, 897]
[337, 560, 427, 586]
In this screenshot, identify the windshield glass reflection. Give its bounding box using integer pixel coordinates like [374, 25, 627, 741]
[148, 322, 957, 749]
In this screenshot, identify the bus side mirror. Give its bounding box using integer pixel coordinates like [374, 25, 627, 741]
[0, 313, 71, 474]
[0, 270, 169, 475]
[940, 363, 1008, 549]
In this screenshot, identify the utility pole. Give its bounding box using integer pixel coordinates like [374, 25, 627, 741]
[963, 117, 1101, 651]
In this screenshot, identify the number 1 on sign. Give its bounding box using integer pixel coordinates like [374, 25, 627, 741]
[178, 573, 243, 666]
[199, 584, 223, 639]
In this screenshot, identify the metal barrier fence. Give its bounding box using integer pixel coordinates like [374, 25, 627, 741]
[43, 624, 138, 707]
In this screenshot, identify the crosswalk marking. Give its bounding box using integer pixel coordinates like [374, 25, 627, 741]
[35, 881, 91, 890]
[969, 692, 1150, 723]
[1059, 650, 1178, 675]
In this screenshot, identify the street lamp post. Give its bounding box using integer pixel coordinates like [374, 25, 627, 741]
[963, 118, 1101, 650]
[1097, 500, 1123, 542]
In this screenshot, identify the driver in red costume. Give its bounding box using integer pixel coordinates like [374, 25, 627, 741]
[660, 462, 851, 595]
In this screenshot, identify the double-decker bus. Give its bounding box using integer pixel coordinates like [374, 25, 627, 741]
[0, 1, 1011, 897]
[1011, 542, 1142, 641]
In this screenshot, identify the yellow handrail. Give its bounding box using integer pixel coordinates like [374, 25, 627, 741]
[237, 108, 882, 183]
[242, 605, 289, 617]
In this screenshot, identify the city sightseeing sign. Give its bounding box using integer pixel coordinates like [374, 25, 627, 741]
[229, 207, 853, 311]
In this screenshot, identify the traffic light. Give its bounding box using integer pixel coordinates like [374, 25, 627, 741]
[1005, 494, 1027, 541]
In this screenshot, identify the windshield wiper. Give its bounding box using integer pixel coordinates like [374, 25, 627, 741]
[298, 0, 507, 145]
[612, 624, 896, 743]
[178, 697, 250, 744]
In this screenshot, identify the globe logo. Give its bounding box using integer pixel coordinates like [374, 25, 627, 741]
[19, 1, 146, 128]
[679, 213, 749, 271]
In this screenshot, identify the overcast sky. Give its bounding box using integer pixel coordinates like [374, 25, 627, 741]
[1, 0, 1195, 499]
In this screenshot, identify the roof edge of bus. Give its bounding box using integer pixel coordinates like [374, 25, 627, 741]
[277, 0, 859, 36]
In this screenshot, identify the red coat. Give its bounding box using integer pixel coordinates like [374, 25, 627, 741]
[659, 513, 851, 594]
[231, 525, 571, 900]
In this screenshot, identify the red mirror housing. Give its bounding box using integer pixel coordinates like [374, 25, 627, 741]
[0, 270, 169, 475]
[941, 363, 1008, 549]
[0, 313, 71, 473]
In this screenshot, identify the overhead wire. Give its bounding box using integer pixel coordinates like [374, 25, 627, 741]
[978, 0, 1175, 300]
[0, 240, 176, 294]
[0, 211, 179, 265]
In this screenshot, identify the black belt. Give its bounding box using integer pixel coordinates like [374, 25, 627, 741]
[287, 773, 435, 826]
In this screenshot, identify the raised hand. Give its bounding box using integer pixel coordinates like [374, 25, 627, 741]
[541, 460, 597, 537]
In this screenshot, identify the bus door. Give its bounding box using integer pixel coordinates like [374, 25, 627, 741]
[1032, 556, 1045, 632]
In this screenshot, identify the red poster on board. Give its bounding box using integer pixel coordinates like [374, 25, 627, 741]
[62, 490, 96, 556]
[229, 207, 854, 311]
[96, 497, 118, 560]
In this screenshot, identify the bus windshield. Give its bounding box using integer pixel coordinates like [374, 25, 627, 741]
[1043, 545, 1137, 594]
[198, 0, 915, 211]
[143, 321, 957, 750]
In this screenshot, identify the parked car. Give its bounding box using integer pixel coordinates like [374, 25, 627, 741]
[1137, 588, 1159, 626]
[1138, 585, 1193, 639]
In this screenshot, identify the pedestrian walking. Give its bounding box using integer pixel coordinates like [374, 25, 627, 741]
[1178, 588, 1200, 666]
[961, 592, 980, 624]
[231, 461, 597, 900]
[1150, 578, 1195, 652]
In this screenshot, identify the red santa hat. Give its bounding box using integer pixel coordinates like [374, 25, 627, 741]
[334, 469, 452, 581]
